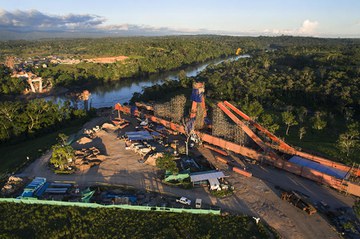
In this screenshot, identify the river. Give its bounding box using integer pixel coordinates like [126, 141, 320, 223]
[45, 54, 250, 109]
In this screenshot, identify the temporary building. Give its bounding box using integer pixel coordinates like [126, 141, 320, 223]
[190, 170, 225, 190]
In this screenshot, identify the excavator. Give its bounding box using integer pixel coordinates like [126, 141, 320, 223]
[114, 82, 360, 197]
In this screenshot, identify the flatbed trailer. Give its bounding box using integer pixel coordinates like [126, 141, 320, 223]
[281, 190, 317, 215]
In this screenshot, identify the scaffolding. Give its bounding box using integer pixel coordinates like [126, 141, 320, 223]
[154, 95, 186, 123]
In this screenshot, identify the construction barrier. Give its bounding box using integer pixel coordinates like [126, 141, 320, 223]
[232, 167, 252, 177]
[203, 144, 229, 156]
[0, 198, 221, 215]
[214, 155, 228, 164]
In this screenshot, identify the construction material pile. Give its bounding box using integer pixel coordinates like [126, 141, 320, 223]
[1, 176, 24, 196]
[74, 147, 107, 171]
[77, 136, 92, 145]
[102, 123, 117, 130]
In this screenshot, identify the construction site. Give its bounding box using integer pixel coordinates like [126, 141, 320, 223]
[2, 82, 360, 239]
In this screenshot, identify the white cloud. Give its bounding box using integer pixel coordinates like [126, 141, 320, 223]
[298, 19, 319, 34]
[0, 9, 205, 37]
[0, 9, 326, 39]
[263, 19, 319, 36]
[0, 9, 106, 31]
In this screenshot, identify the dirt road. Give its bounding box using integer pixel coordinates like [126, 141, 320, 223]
[18, 117, 354, 239]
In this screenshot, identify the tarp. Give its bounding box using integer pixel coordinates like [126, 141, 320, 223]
[105, 194, 137, 203]
[190, 170, 225, 183]
[19, 177, 47, 198]
[81, 188, 95, 203]
[150, 131, 161, 137]
[35, 182, 50, 197]
[130, 105, 138, 116]
[191, 89, 203, 103]
[289, 156, 348, 179]
[126, 131, 153, 141]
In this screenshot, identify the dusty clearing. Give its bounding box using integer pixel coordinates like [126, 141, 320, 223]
[19, 116, 356, 239]
[85, 56, 128, 63]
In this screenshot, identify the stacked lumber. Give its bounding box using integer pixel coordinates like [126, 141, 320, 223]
[77, 136, 92, 145]
[1, 176, 24, 195]
[74, 147, 107, 171]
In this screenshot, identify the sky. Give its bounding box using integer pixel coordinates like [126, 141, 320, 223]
[0, 0, 359, 39]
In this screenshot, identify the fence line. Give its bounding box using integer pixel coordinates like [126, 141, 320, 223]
[0, 198, 221, 215]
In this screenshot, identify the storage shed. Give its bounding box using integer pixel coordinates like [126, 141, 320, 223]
[190, 171, 225, 190]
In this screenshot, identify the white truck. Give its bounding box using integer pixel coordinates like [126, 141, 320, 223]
[176, 197, 191, 205]
[195, 198, 202, 208]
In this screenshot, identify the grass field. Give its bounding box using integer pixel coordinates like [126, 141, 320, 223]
[279, 121, 359, 164]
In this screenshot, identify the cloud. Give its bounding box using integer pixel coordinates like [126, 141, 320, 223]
[0, 9, 105, 32]
[0, 9, 202, 37]
[0, 9, 325, 40]
[298, 20, 318, 34]
[263, 19, 319, 36]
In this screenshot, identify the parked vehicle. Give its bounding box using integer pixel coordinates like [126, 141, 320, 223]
[281, 190, 317, 215]
[176, 197, 191, 205]
[195, 198, 202, 208]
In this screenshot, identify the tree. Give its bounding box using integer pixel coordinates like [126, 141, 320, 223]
[299, 127, 306, 140]
[58, 133, 69, 145]
[344, 107, 354, 122]
[281, 111, 298, 136]
[311, 112, 327, 131]
[354, 200, 360, 219]
[156, 153, 178, 175]
[178, 70, 188, 87]
[241, 99, 263, 120]
[337, 122, 359, 157]
[263, 57, 271, 70]
[259, 113, 279, 134]
[0, 101, 22, 139]
[50, 134, 75, 170]
[296, 106, 308, 124]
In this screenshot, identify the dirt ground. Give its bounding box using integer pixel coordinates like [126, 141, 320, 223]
[85, 56, 128, 63]
[18, 116, 357, 239]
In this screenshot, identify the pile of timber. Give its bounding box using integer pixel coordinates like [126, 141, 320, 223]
[1, 176, 24, 196]
[74, 147, 107, 171]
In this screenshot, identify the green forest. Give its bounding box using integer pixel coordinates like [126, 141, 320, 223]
[0, 203, 277, 239]
[0, 100, 89, 143]
[0, 36, 249, 93]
